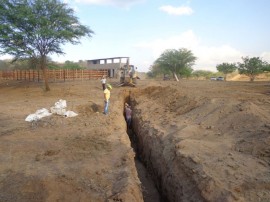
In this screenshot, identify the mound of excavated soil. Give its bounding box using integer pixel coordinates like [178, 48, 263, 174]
[131, 80, 270, 202]
[0, 79, 269, 202]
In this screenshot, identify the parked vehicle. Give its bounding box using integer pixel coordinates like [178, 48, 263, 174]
[163, 75, 171, 80]
[210, 77, 217, 81]
[216, 76, 224, 81]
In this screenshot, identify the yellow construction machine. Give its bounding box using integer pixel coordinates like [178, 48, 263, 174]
[119, 59, 138, 87]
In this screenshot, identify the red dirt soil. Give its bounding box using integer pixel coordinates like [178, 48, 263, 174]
[0, 78, 270, 202]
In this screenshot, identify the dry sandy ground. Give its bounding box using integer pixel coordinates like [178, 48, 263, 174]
[0, 78, 270, 202]
[0, 79, 143, 202]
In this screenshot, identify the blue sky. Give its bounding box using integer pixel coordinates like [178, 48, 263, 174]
[2, 0, 270, 72]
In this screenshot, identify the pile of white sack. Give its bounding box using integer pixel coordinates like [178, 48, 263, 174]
[25, 99, 78, 122]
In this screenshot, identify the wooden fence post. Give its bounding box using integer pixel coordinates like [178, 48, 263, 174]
[81, 69, 83, 81]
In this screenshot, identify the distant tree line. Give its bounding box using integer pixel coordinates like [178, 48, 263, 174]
[147, 48, 270, 82]
[0, 58, 85, 70]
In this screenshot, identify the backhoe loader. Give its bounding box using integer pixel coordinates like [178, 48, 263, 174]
[119, 59, 138, 87]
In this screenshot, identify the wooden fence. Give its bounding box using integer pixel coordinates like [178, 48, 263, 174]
[0, 69, 109, 82]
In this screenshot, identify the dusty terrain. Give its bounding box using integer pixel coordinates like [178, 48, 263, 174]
[0, 78, 270, 202]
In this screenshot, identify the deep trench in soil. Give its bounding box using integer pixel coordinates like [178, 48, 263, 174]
[128, 128, 162, 202]
[123, 97, 165, 202]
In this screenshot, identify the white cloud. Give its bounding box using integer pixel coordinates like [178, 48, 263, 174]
[261, 52, 270, 62]
[135, 30, 199, 57]
[193, 45, 243, 71]
[0, 54, 12, 60]
[74, 0, 144, 8]
[159, 5, 193, 16]
[134, 30, 245, 72]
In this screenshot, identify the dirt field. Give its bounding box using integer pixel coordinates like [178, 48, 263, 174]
[0, 78, 270, 202]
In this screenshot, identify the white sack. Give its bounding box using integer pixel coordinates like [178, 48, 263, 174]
[54, 99, 67, 109]
[25, 108, 52, 122]
[50, 99, 67, 116]
[64, 111, 78, 117]
[50, 107, 66, 116]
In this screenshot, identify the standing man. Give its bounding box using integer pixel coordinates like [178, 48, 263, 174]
[103, 84, 112, 115]
[100, 75, 106, 90]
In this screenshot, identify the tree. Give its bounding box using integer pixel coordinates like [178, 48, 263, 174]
[238, 57, 267, 81]
[0, 0, 94, 91]
[153, 48, 196, 81]
[0, 60, 9, 70]
[192, 70, 215, 80]
[179, 66, 193, 78]
[63, 60, 83, 69]
[262, 62, 270, 72]
[216, 62, 237, 81]
[149, 63, 170, 79]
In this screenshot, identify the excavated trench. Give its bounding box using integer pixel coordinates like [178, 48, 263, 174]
[123, 93, 165, 202]
[122, 110, 161, 201]
[128, 129, 162, 202]
[122, 88, 206, 202]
